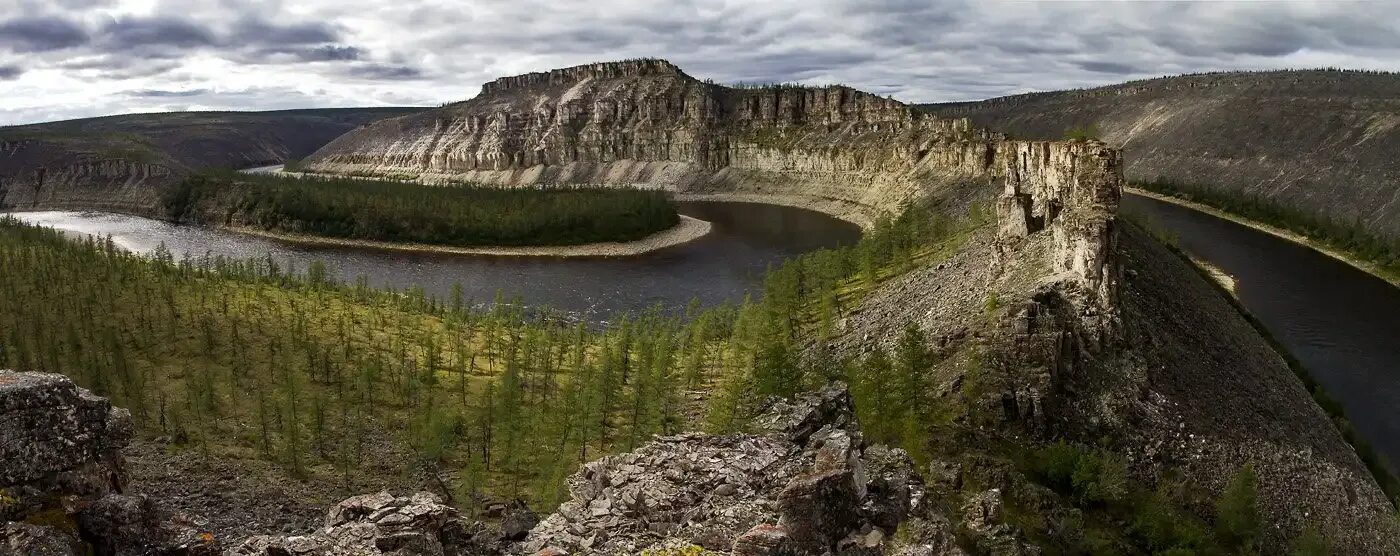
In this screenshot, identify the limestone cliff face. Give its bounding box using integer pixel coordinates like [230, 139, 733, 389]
[0, 139, 175, 215]
[995, 140, 1122, 318]
[305, 60, 1005, 226]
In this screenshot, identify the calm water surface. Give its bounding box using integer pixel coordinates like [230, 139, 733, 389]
[1124, 194, 1400, 471]
[7, 202, 860, 319]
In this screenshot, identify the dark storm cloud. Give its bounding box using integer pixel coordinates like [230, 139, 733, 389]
[715, 50, 881, 84]
[229, 18, 339, 45]
[98, 16, 218, 50]
[59, 56, 185, 79]
[235, 45, 364, 64]
[126, 88, 211, 97]
[55, 13, 369, 67]
[10, 0, 1400, 126]
[0, 65, 23, 79]
[0, 16, 90, 52]
[1075, 61, 1139, 75]
[346, 63, 423, 80]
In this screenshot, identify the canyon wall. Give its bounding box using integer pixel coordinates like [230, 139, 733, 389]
[305, 60, 1008, 227]
[0, 108, 419, 216]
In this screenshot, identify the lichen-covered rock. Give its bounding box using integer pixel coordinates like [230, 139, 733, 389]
[959, 489, 1003, 535]
[0, 370, 130, 522]
[0, 522, 80, 556]
[78, 493, 219, 555]
[518, 383, 922, 556]
[227, 491, 477, 556]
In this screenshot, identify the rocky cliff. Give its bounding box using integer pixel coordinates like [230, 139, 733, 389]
[823, 135, 1400, 552]
[920, 69, 1400, 241]
[0, 372, 939, 556]
[304, 60, 1004, 226]
[0, 108, 420, 217]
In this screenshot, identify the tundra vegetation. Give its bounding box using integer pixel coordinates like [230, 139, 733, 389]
[0, 198, 1342, 553]
[160, 171, 680, 248]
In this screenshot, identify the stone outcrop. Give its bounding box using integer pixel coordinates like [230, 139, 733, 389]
[518, 382, 926, 555]
[0, 370, 130, 523]
[993, 139, 1122, 332]
[1, 371, 933, 555]
[230, 491, 482, 556]
[78, 493, 220, 555]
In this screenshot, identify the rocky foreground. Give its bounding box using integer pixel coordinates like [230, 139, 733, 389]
[2, 372, 1003, 555]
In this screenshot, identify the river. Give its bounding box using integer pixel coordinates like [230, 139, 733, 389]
[9, 192, 1395, 472]
[5, 202, 860, 320]
[1123, 194, 1400, 473]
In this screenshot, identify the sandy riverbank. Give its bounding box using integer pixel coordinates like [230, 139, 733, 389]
[226, 215, 712, 258]
[1127, 187, 1399, 288]
[671, 192, 873, 229]
[244, 166, 877, 230]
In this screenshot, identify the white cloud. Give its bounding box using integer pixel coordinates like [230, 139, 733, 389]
[1, 0, 1399, 125]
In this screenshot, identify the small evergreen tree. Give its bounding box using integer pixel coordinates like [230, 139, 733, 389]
[1215, 464, 1261, 552]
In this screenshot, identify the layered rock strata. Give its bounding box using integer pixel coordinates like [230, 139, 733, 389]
[993, 139, 1122, 332]
[303, 60, 1016, 227]
[0, 108, 417, 217]
[923, 70, 1400, 241]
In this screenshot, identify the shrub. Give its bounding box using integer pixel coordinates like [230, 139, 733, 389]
[1036, 440, 1083, 492]
[1130, 489, 1209, 552]
[1032, 441, 1126, 505]
[1063, 124, 1100, 141]
[1075, 451, 1129, 504]
[1214, 464, 1261, 551]
[1289, 526, 1329, 556]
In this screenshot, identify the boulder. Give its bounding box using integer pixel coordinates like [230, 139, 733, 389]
[731, 524, 794, 556]
[1, 522, 80, 556]
[77, 493, 218, 555]
[518, 382, 924, 555]
[498, 501, 537, 542]
[0, 370, 130, 522]
[228, 491, 478, 556]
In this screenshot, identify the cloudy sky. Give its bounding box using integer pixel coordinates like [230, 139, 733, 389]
[2, 0, 1398, 126]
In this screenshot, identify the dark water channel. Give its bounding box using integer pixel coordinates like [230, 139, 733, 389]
[1123, 194, 1400, 472]
[7, 201, 860, 320]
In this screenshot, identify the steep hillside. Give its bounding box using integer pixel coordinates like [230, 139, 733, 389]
[304, 59, 1000, 226]
[823, 139, 1400, 553]
[0, 107, 420, 216]
[919, 70, 1400, 241]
